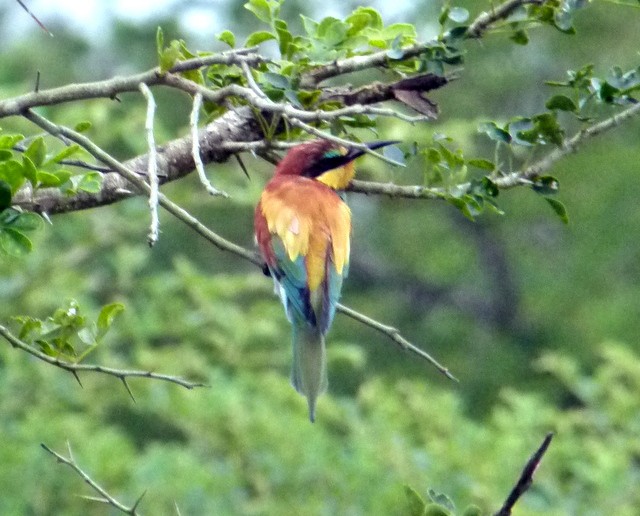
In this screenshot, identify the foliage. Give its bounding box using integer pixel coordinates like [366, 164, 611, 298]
[2, 0, 640, 514]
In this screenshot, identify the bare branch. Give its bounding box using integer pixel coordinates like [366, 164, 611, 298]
[0, 50, 264, 118]
[336, 304, 457, 382]
[494, 433, 554, 516]
[138, 83, 160, 246]
[467, 0, 545, 39]
[0, 323, 204, 390]
[41, 443, 144, 515]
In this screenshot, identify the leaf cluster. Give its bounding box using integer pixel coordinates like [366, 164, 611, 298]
[11, 300, 124, 362]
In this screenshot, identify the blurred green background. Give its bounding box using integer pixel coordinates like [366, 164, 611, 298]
[1, 1, 640, 514]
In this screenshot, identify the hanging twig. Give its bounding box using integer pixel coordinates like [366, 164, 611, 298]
[190, 92, 229, 197]
[138, 83, 160, 246]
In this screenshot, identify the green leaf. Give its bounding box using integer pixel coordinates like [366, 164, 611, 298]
[478, 122, 511, 144]
[383, 145, 405, 165]
[0, 149, 13, 161]
[283, 89, 302, 108]
[346, 7, 383, 32]
[244, 0, 273, 24]
[546, 94, 577, 112]
[36, 170, 63, 187]
[0, 180, 11, 211]
[159, 40, 183, 73]
[320, 18, 347, 47]
[448, 7, 469, 23]
[74, 121, 92, 133]
[427, 489, 456, 512]
[510, 29, 529, 45]
[0, 134, 24, 149]
[263, 72, 290, 89]
[532, 112, 564, 146]
[461, 505, 483, 516]
[0, 160, 26, 192]
[22, 156, 38, 186]
[77, 172, 102, 193]
[424, 505, 451, 516]
[0, 228, 33, 256]
[97, 302, 125, 338]
[403, 485, 427, 516]
[45, 144, 81, 165]
[24, 137, 47, 167]
[10, 212, 43, 232]
[245, 30, 276, 47]
[545, 197, 569, 224]
[467, 158, 495, 171]
[300, 15, 319, 37]
[532, 175, 560, 195]
[217, 30, 235, 48]
[274, 19, 293, 57]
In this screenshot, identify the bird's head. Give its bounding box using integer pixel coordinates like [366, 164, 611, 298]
[275, 139, 399, 190]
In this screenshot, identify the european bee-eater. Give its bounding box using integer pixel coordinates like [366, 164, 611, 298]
[254, 139, 397, 421]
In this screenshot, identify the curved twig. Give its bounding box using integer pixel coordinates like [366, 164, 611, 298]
[0, 323, 204, 390]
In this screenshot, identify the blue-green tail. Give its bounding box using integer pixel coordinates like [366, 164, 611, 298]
[291, 323, 327, 422]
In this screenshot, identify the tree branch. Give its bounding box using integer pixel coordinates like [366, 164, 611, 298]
[336, 304, 457, 381]
[0, 49, 264, 118]
[299, 0, 543, 88]
[467, 0, 545, 39]
[19, 112, 455, 381]
[41, 442, 145, 515]
[0, 323, 204, 390]
[493, 433, 554, 516]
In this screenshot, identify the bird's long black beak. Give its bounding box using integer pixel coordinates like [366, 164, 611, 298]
[309, 140, 401, 178]
[344, 140, 401, 162]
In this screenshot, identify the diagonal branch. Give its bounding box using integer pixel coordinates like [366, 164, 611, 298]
[493, 433, 554, 516]
[0, 323, 204, 390]
[41, 442, 145, 515]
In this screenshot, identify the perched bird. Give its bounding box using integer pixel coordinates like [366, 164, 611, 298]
[254, 139, 397, 421]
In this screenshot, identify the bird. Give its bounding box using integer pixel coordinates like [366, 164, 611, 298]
[254, 139, 398, 421]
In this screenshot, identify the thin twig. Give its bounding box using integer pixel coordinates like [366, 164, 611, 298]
[0, 323, 205, 390]
[190, 92, 229, 197]
[240, 61, 269, 100]
[16, 0, 53, 37]
[284, 116, 405, 167]
[138, 83, 160, 246]
[41, 442, 143, 515]
[336, 304, 457, 381]
[467, 0, 545, 39]
[493, 433, 554, 516]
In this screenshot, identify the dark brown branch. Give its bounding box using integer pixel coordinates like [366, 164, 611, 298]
[494, 433, 554, 516]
